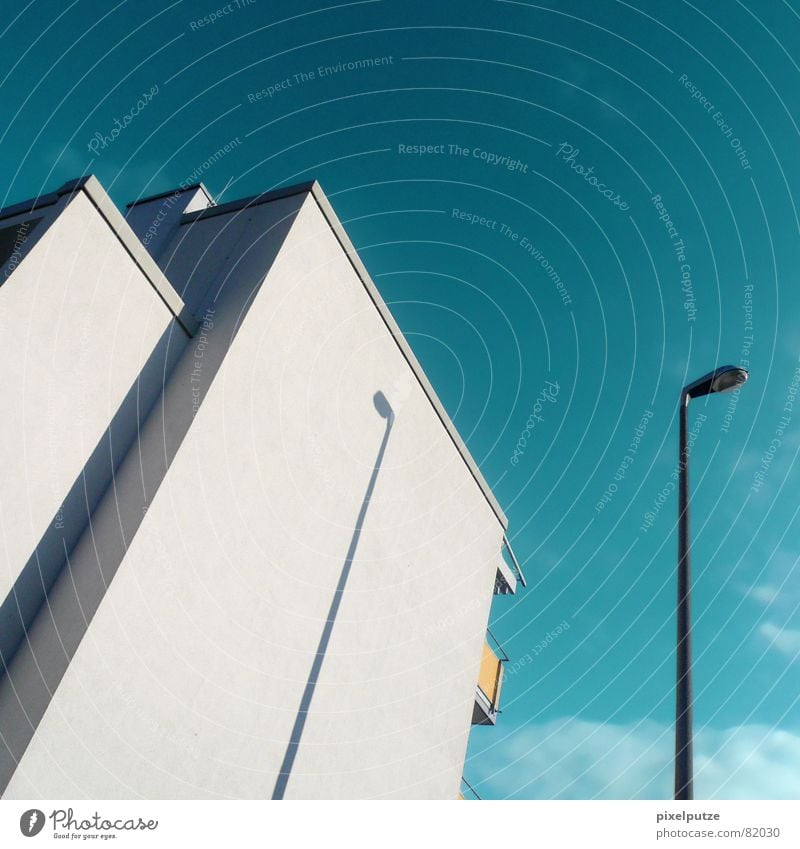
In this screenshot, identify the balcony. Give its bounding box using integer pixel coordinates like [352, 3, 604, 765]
[494, 534, 526, 594]
[472, 630, 508, 725]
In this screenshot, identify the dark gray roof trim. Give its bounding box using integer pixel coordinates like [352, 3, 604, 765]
[125, 182, 215, 209]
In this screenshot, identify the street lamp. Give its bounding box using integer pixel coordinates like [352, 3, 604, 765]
[675, 365, 749, 800]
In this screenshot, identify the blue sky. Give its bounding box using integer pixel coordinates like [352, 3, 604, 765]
[2, 0, 799, 799]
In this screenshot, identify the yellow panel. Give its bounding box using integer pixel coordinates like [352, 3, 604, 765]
[477, 641, 502, 708]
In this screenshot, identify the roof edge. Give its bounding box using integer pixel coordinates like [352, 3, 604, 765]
[0, 188, 62, 224]
[180, 181, 316, 224]
[61, 176, 198, 336]
[0, 176, 198, 336]
[307, 181, 509, 531]
[173, 178, 508, 530]
[125, 182, 215, 209]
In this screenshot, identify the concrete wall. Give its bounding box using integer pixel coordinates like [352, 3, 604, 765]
[0, 184, 194, 790]
[124, 185, 213, 263]
[2, 190, 504, 799]
[0, 188, 190, 654]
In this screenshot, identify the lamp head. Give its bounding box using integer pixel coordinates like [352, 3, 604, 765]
[684, 365, 749, 400]
[710, 367, 749, 393]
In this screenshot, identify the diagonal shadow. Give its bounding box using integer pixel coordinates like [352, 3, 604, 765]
[0, 205, 302, 794]
[0, 321, 186, 675]
[272, 391, 394, 800]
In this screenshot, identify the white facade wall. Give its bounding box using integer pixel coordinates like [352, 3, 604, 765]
[0, 191, 183, 605]
[0, 183, 507, 799]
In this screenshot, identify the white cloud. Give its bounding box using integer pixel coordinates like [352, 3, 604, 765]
[740, 548, 800, 622]
[697, 725, 800, 799]
[758, 622, 800, 660]
[746, 584, 780, 605]
[470, 718, 800, 799]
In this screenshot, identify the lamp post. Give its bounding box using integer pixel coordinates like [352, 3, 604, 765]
[675, 365, 749, 800]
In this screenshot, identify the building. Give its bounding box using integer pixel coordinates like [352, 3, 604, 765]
[0, 175, 524, 799]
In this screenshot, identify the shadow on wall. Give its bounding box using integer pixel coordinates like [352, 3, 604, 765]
[0, 276, 275, 793]
[272, 391, 395, 800]
[0, 322, 187, 676]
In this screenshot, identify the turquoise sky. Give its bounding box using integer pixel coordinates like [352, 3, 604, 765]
[3, 0, 798, 799]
